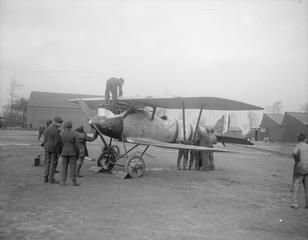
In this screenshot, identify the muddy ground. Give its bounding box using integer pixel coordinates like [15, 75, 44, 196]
[0, 130, 307, 240]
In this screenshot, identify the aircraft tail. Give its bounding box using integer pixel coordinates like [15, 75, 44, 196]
[214, 113, 230, 134]
[223, 113, 230, 134]
[78, 100, 96, 120]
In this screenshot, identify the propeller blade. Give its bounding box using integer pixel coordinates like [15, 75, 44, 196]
[78, 100, 96, 120]
[121, 102, 135, 119]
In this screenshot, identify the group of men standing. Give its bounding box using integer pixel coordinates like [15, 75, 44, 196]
[37, 77, 124, 186]
[40, 117, 98, 186]
[177, 128, 217, 171]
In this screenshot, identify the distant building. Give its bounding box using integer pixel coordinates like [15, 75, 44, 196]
[0, 116, 8, 129]
[258, 112, 308, 142]
[27, 91, 102, 131]
[259, 113, 284, 142]
[281, 112, 308, 142]
[224, 126, 242, 137]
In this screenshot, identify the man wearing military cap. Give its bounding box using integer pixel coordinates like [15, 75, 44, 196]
[43, 116, 63, 183]
[60, 120, 80, 186]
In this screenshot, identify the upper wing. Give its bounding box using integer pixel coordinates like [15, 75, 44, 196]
[69, 96, 263, 111]
[126, 137, 233, 153]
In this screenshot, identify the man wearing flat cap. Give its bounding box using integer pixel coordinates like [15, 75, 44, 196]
[43, 116, 63, 184]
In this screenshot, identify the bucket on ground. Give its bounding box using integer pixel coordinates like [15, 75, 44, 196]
[34, 154, 40, 166]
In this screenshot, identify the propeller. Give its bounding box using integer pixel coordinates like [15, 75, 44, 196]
[78, 99, 108, 148]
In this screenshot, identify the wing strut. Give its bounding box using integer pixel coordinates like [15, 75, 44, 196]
[192, 106, 203, 143]
[122, 102, 135, 119]
[182, 100, 186, 142]
[151, 106, 157, 120]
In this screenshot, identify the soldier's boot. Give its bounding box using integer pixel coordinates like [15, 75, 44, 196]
[44, 176, 48, 183]
[49, 179, 60, 184]
[72, 181, 80, 187]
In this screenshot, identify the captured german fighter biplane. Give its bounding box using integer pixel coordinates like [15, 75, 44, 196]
[70, 96, 263, 177]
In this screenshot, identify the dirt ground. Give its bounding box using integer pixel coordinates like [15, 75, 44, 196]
[0, 130, 307, 240]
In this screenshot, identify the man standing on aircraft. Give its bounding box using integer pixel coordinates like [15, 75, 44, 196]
[105, 77, 124, 107]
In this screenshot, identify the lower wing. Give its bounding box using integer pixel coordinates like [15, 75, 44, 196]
[126, 137, 233, 153]
[216, 135, 254, 145]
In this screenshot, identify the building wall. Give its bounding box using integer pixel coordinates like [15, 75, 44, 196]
[259, 115, 283, 141]
[27, 107, 92, 131]
[282, 114, 308, 142]
[224, 130, 242, 137]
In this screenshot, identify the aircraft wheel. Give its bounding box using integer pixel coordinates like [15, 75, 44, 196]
[126, 155, 145, 178]
[97, 151, 116, 172]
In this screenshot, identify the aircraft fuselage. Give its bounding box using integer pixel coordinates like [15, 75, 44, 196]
[92, 110, 194, 143]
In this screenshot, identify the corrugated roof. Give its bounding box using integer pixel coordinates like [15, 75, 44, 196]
[286, 112, 308, 125]
[28, 91, 103, 109]
[264, 113, 284, 125]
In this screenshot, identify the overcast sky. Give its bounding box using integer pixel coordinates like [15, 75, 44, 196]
[0, 0, 307, 113]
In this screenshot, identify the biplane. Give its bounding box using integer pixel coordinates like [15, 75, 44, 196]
[70, 96, 263, 178]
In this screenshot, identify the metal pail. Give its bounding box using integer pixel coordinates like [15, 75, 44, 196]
[34, 157, 40, 166]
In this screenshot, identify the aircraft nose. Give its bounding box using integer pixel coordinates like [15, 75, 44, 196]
[90, 116, 123, 139]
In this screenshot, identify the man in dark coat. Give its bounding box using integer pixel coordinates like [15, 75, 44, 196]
[208, 128, 218, 170]
[43, 117, 63, 183]
[199, 128, 211, 171]
[75, 126, 98, 177]
[105, 77, 124, 106]
[177, 140, 190, 170]
[41, 119, 52, 170]
[290, 133, 308, 209]
[38, 123, 45, 141]
[60, 121, 80, 186]
[188, 130, 201, 170]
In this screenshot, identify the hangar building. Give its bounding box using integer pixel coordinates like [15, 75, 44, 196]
[259, 113, 284, 142]
[27, 91, 102, 131]
[281, 112, 308, 142]
[259, 112, 308, 142]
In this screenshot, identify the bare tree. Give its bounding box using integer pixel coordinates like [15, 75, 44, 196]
[265, 101, 283, 114]
[300, 102, 308, 113]
[8, 79, 23, 127]
[2, 97, 28, 127]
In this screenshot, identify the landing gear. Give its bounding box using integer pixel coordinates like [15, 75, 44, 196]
[94, 128, 149, 177]
[97, 145, 120, 172]
[126, 155, 145, 178]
